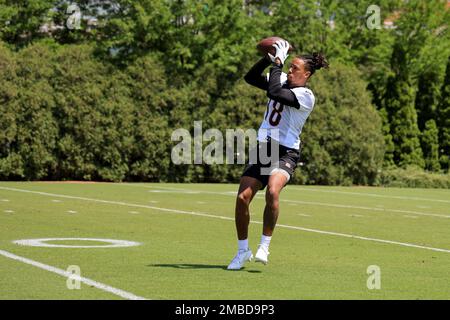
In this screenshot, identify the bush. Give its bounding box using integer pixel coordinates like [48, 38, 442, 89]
[377, 166, 450, 188]
[298, 63, 385, 185]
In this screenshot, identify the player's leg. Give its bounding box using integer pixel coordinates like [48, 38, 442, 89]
[263, 172, 288, 236]
[227, 176, 262, 270]
[235, 176, 263, 240]
[255, 170, 289, 265]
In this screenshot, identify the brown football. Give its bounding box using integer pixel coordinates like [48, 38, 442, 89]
[256, 36, 294, 56]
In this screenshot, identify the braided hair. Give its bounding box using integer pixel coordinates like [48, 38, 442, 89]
[298, 52, 329, 77]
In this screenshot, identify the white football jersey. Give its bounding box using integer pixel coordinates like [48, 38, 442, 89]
[258, 72, 315, 150]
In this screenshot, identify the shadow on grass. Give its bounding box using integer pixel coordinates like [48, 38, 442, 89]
[147, 263, 262, 273]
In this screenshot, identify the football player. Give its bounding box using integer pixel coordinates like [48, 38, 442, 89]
[228, 40, 329, 270]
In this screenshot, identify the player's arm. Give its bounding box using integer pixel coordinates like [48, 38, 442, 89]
[267, 64, 300, 108]
[244, 57, 271, 90]
[266, 40, 300, 108]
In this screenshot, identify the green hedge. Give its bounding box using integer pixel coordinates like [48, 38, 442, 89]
[1, 40, 386, 184]
[377, 166, 450, 188]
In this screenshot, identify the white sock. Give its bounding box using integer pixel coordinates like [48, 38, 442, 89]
[260, 235, 272, 249]
[238, 239, 248, 251]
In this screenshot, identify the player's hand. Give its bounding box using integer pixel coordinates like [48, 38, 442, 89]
[268, 40, 290, 66]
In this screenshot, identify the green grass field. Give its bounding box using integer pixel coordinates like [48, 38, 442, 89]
[0, 182, 449, 300]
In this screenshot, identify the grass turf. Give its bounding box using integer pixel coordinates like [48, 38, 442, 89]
[0, 182, 449, 299]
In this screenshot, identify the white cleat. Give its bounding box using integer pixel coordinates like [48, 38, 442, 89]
[227, 249, 253, 270]
[254, 245, 269, 265]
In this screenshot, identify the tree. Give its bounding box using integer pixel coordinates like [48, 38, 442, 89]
[124, 54, 172, 181]
[383, 43, 424, 169]
[99, 0, 173, 63]
[300, 63, 385, 185]
[51, 43, 135, 181]
[1, 1, 448, 184]
[269, 0, 336, 57]
[12, 41, 59, 179]
[415, 70, 442, 131]
[379, 107, 395, 167]
[437, 56, 450, 171]
[0, 0, 54, 47]
[0, 41, 22, 179]
[421, 119, 440, 172]
[45, 0, 118, 45]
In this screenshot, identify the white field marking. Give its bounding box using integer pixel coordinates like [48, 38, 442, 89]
[129, 211, 140, 214]
[297, 214, 311, 217]
[124, 183, 450, 204]
[1, 199, 10, 202]
[13, 238, 141, 248]
[273, 224, 450, 254]
[124, 183, 233, 196]
[0, 249, 147, 300]
[4, 210, 14, 213]
[148, 201, 158, 204]
[122, 184, 183, 191]
[288, 203, 298, 206]
[122, 185, 450, 219]
[1, 186, 450, 254]
[196, 201, 206, 204]
[148, 189, 200, 194]
[290, 187, 450, 204]
[52, 199, 62, 203]
[281, 199, 450, 219]
[125, 184, 205, 193]
[417, 206, 431, 209]
[67, 210, 77, 214]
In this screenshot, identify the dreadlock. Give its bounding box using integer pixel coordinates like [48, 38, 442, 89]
[298, 52, 329, 77]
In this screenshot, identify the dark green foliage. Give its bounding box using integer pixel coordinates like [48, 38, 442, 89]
[0, 0, 54, 47]
[438, 56, 450, 171]
[378, 166, 450, 188]
[51, 44, 135, 181]
[421, 119, 441, 172]
[298, 63, 384, 185]
[378, 108, 395, 167]
[383, 44, 424, 169]
[1, 42, 58, 179]
[384, 77, 425, 169]
[415, 70, 442, 131]
[0, 1, 449, 185]
[0, 42, 22, 178]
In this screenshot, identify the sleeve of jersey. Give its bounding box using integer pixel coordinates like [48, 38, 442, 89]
[290, 88, 315, 112]
[244, 58, 271, 90]
[266, 65, 300, 108]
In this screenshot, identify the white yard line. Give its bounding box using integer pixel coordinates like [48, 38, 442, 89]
[289, 187, 450, 204]
[282, 199, 450, 219]
[0, 249, 147, 300]
[119, 184, 450, 219]
[274, 225, 450, 254]
[125, 183, 450, 203]
[125, 184, 233, 195]
[123, 184, 203, 193]
[1, 186, 450, 254]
